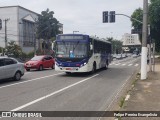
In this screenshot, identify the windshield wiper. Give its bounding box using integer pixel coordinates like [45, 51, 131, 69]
[62, 40, 68, 50]
[73, 41, 80, 52]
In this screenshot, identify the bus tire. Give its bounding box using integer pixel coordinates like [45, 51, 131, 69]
[104, 60, 108, 70]
[91, 62, 96, 74]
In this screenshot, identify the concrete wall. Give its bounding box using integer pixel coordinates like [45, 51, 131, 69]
[0, 6, 39, 54]
[0, 7, 18, 47]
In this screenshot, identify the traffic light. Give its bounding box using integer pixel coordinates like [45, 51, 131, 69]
[103, 11, 109, 23]
[0, 19, 2, 30]
[109, 11, 115, 23]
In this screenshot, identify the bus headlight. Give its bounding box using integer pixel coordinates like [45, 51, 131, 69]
[80, 62, 87, 67]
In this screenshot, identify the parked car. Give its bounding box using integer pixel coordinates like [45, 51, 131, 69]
[132, 54, 139, 58]
[112, 54, 117, 58]
[0, 57, 25, 81]
[122, 54, 127, 58]
[24, 55, 55, 71]
[116, 54, 122, 59]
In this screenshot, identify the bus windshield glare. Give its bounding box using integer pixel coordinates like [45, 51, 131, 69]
[56, 41, 87, 58]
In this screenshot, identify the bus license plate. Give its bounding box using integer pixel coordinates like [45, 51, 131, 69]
[66, 68, 72, 70]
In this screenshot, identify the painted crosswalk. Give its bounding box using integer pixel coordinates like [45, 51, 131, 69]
[110, 63, 139, 67]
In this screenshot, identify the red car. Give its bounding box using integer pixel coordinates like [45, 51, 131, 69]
[24, 55, 55, 71]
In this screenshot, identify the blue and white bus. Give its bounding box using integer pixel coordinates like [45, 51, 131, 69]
[54, 34, 112, 74]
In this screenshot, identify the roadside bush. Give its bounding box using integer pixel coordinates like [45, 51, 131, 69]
[27, 51, 34, 58]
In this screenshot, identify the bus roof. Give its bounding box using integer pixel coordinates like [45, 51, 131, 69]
[57, 34, 111, 44]
[90, 36, 111, 44]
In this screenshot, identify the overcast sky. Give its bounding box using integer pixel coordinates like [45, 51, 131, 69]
[1, 0, 143, 40]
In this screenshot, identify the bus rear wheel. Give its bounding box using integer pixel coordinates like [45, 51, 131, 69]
[104, 61, 108, 70]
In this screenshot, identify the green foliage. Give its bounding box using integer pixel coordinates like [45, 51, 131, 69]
[119, 97, 125, 108]
[149, 0, 160, 52]
[131, 2, 160, 52]
[0, 47, 4, 53]
[131, 8, 143, 43]
[6, 41, 23, 58]
[37, 8, 60, 40]
[131, 8, 143, 29]
[106, 37, 123, 54]
[27, 51, 34, 58]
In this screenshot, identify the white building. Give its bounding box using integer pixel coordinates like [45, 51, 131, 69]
[0, 6, 40, 53]
[122, 33, 141, 46]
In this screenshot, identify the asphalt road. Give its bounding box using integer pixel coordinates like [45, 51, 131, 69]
[0, 56, 141, 120]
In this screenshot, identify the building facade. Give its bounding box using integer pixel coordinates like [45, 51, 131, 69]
[0, 6, 63, 54]
[122, 33, 141, 46]
[0, 6, 39, 53]
[122, 33, 141, 52]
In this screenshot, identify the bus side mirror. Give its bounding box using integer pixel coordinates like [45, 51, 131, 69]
[90, 45, 93, 50]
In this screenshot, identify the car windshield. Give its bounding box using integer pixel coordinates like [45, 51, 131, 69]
[31, 56, 43, 61]
[55, 41, 87, 58]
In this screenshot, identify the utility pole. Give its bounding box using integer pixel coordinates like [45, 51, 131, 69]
[4, 19, 9, 49]
[141, 0, 148, 80]
[34, 23, 37, 56]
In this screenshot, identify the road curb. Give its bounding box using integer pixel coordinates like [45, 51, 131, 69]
[100, 66, 141, 120]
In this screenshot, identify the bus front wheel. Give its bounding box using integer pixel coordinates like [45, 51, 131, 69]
[91, 63, 96, 74]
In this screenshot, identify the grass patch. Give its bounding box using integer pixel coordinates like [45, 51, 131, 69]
[118, 117, 122, 120]
[119, 97, 125, 108]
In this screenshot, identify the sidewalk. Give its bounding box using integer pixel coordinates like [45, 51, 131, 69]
[122, 58, 160, 120]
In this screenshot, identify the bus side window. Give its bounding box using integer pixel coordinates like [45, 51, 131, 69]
[88, 50, 93, 57]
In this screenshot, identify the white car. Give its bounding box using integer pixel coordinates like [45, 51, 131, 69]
[132, 54, 139, 58]
[0, 57, 25, 81]
[116, 54, 122, 59]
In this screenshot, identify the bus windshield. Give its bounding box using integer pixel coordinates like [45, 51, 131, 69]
[56, 41, 87, 58]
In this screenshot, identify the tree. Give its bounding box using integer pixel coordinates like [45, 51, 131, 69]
[131, 8, 143, 29]
[131, 8, 143, 43]
[131, 1, 160, 53]
[149, 0, 160, 52]
[37, 8, 60, 40]
[6, 41, 23, 58]
[0, 47, 4, 53]
[106, 37, 122, 54]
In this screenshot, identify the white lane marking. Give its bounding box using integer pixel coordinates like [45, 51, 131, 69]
[135, 64, 139, 67]
[11, 74, 99, 111]
[0, 73, 63, 89]
[115, 63, 120, 65]
[128, 64, 133, 66]
[25, 72, 31, 74]
[122, 64, 126, 66]
[126, 57, 140, 64]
